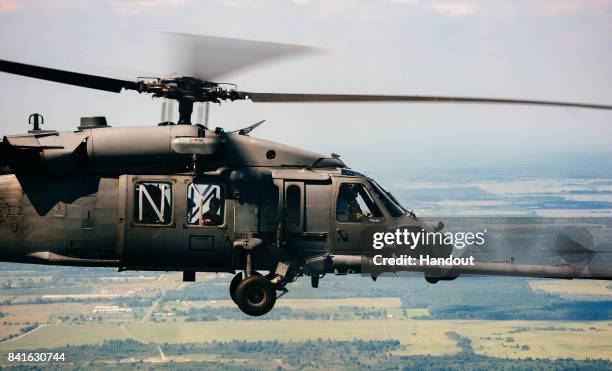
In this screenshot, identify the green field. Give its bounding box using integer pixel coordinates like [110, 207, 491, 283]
[2, 319, 612, 360]
[0, 302, 98, 324]
[1, 266, 612, 364]
[529, 279, 612, 300]
[0, 324, 128, 349]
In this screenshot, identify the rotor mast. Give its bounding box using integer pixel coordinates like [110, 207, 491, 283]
[178, 100, 193, 125]
[138, 76, 245, 125]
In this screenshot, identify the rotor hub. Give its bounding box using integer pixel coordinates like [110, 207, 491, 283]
[138, 77, 245, 104]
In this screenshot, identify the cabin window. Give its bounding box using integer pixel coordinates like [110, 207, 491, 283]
[186, 182, 225, 226]
[133, 182, 173, 225]
[285, 185, 301, 231]
[336, 183, 382, 222]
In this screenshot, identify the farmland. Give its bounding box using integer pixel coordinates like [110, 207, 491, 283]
[0, 263, 611, 368]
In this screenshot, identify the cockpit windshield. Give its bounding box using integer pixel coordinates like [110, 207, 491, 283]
[368, 180, 406, 217]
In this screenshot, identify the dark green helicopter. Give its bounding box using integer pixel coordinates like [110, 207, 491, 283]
[1, 34, 612, 316]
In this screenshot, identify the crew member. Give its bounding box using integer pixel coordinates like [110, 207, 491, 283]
[202, 197, 223, 226]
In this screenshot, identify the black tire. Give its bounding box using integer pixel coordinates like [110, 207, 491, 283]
[235, 275, 276, 316]
[229, 271, 262, 304]
[229, 272, 243, 304]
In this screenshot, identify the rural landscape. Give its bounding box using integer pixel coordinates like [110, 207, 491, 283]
[1, 177, 612, 369]
[0, 263, 611, 369]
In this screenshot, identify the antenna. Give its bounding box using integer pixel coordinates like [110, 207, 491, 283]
[28, 113, 44, 132]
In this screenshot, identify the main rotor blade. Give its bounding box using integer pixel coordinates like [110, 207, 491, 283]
[164, 33, 318, 81]
[0, 59, 139, 93]
[243, 92, 612, 110]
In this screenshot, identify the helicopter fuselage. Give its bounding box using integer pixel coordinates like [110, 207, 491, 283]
[0, 169, 423, 272]
[2, 120, 610, 315]
[0, 121, 427, 277]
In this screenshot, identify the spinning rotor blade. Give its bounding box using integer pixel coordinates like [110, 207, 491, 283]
[164, 33, 317, 81]
[2, 49, 611, 113]
[242, 92, 612, 110]
[0, 59, 139, 93]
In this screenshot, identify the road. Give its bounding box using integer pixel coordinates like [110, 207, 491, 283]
[0, 324, 47, 344]
[141, 290, 165, 323]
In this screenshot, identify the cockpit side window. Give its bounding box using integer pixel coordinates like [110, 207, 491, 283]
[369, 180, 406, 217]
[336, 183, 382, 222]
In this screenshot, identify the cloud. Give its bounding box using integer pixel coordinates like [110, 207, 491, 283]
[431, 2, 478, 17]
[111, 0, 192, 15]
[0, 0, 23, 13]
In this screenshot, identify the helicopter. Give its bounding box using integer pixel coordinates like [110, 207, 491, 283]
[1, 34, 612, 316]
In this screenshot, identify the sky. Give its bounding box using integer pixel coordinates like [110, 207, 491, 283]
[0, 0, 611, 182]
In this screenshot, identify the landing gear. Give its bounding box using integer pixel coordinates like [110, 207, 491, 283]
[229, 272, 243, 304]
[235, 275, 277, 316]
[229, 271, 263, 305]
[230, 237, 298, 316]
[229, 264, 296, 316]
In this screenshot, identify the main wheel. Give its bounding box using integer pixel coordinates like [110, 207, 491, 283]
[230, 271, 263, 304]
[235, 275, 276, 316]
[229, 272, 243, 304]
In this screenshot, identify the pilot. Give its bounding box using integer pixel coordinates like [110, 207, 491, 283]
[337, 184, 364, 222]
[202, 197, 223, 226]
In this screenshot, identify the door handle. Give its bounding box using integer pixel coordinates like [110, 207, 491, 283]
[337, 228, 349, 241]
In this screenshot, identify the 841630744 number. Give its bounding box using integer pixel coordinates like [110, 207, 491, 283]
[7, 352, 66, 362]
